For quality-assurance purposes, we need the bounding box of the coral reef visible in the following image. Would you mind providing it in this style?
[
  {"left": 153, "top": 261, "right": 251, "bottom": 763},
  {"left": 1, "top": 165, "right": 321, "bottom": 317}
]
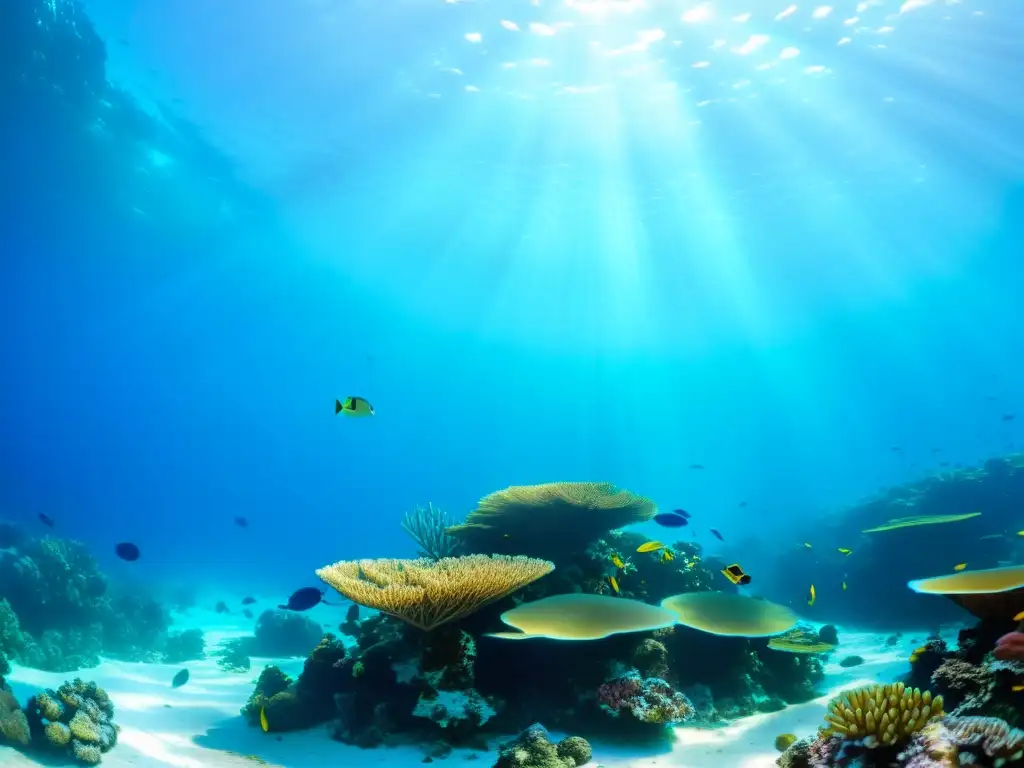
[
  {"left": 22, "top": 677, "right": 119, "bottom": 764},
  {"left": 769, "top": 454, "right": 1024, "bottom": 628},
  {"left": 493, "top": 724, "right": 592, "bottom": 768},
  {"left": 252, "top": 610, "right": 324, "bottom": 657},
  {"left": 163, "top": 628, "right": 205, "bottom": 663},
  {"left": 0, "top": 533, "right": 174, "bottom": 670},
  {"left": 597, "top": 672, "right": 695, "bottom": 729}
]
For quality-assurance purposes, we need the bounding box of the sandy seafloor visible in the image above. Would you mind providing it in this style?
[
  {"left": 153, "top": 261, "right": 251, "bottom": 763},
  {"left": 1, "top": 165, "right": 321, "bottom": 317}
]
[{"left": 0, "top": 603, "right": 965, "bottom": 768}]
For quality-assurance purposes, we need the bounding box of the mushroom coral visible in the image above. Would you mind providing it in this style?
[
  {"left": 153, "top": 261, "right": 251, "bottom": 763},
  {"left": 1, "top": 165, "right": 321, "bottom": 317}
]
[
  {"left": 316, "top": 555, "right": 553, "bottom": 632},
  {"left": 660, "top": 592, "right": 797, "bottom": 637},
  {"left": 485, "top": 594, "right": 677, "bottom": 641}
]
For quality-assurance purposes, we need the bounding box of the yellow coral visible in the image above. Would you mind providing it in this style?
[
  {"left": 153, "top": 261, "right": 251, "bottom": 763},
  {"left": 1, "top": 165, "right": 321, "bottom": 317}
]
[
  {"left": 45, "top": 721, "right": 72, "bottom": 746},
  {"left": 317, "top": 555, "right": 554, "bottom": 631},
  {"left": 823, "top": 683, "right": 944, "bottom": 747},
  {"left": 69, "top": 710, "right": 101, "bottom": 743},
  {"left": 444, "top": 482, "right": 656, "bottom": 556},
  {"left": 36, "top": 692, "right": 64, "bottom": 721}
]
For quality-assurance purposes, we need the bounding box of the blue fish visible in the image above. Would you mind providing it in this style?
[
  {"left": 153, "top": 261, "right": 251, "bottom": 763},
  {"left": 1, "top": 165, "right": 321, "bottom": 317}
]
[{"left": 654, "top": 512, "right": 689, "bottom": 528}]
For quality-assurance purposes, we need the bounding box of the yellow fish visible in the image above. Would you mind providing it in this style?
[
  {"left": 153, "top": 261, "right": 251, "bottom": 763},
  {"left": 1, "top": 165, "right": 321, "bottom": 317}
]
[
  {"left": 637, "top": 541, "right": 666, "bottom": 553},
  {"left": 1018, "top": 530, "right": 1024, "bottom": 537},
  {"left": 803, "top": 542, "right": 813, "bottom": 549},
  {"left": 335, "top": 396, "right": 375, "bottom": 417},
  {"left": 954, "top": 563, "right": 967, "bottom": 571},
  {"left": 807, "top": 584, "right": 816, "bottom": 606},
  {"left": 1014, "top": 685, "right": 1024, "bottom": 693},
  {"left": 660, "top": 549, "right": 675, "bottom": 563},
  {"left": 259, "top": 707, "right": 269, "bottom": 733},
  {"left": 608, "top": 575, "right": 620, "bottom": 594},
  {"left": 837, "top": 548, "right": 852, "bottom": 555},
  {"left": 610, "top": 554, "right": 625, "bottom": 569},
  {"left": 842, "top": 581, "right": 847, "bottom": 591},
  {"left": 1013, "top": 610, "right": 1024, "bottom": 622}
]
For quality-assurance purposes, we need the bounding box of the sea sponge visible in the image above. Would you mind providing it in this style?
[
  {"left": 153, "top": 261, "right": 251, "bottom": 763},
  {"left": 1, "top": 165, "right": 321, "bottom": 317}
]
[
  {"left": 822, "top": 682, "right": 944, "bottom": 747},
  {"left": 486, "top": 594, "right": 677, "bottom": 641},
  {"left": 494, "top": 723, "right": 589, "bottom": 768},
  {"left": 445, "top": 482, "right": 656, "bottom": 558},
  {"left": 45, "top": 720, "right": 72, "bottom": 746},
  {"left": 316, "top": 555, "right": 554, "bottom": 631},
  {"left": 660, "top": 592, "right": 797, "bottom": 637}
]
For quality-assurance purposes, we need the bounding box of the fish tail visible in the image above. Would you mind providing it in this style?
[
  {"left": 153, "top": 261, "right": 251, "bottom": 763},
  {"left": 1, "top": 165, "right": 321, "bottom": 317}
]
[{"left": 335, "top": 399, "right": 344, "bottom": 414}]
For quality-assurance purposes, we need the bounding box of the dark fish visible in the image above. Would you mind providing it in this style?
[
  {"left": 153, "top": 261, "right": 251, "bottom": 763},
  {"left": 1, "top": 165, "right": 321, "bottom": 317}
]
[
  {"left": 234, "top": 516, "right": 249, "bottom": 528},
  {"left": 243, "top": 609, "right": 253, "bottom": 619},
  {"left": 653, "top": 513, "right": 688, "bottom": 528},
  {"left": 241, "top": 596, "right": 256, "bottom": 605},
  {"left": 710, "top": 528, "right": 724, "bottom": 541},
  {"left": 1003, "top": 413, "right": 1016, "bottom": 422},
  {"left": 838, "top": 655, "right": 864, "bottom": 668},
  {"left": 171, "top": 669, "right": 190, "bottom": 688},
  {"left": 279, "top": 587, "right": 334, "bottom": 611},
  {"left": 672, "top": 508, "right": 692, "bottom": 519},
  {"left": 215, "top": 601, "right": 230, "bottom": 614},
  {"left": 38, "top": 513, "right": 55, "bottom": 527},
  {"left": 739, "top": 501, "right": 747, "bottom": 507},
  {"left": 689, "top": 464, "right": 705, "bottom": 470},
  {"left": 345, "top": 604, "right": 359, "bottom": 622},
  {"left": 885, "top": 634, "right": 899, "bottom": 646},
  {"left": 115, "top": 542, "right": 140, "bottom": 561}
]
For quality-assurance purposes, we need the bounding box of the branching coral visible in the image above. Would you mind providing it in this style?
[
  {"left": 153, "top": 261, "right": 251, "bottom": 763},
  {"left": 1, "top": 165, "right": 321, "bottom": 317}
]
[
  {"left": 402, "top": 502, "right": 461, "bottom": 560},
  {"left": 823, "top": 683, "right": 944, "bottom": 747},
  {"left": 316, "top": 555, "right": 554, "bottom": 631}
]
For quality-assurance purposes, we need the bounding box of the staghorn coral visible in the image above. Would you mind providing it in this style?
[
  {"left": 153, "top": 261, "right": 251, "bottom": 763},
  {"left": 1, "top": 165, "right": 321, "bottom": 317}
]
[
  {"left": 316, "top": 555, "right": 554, "bottom": 631},
  {"left": 402, "top": 502, "right": 461, "bottom": 560},
  {"left": 823, "top": 682, "right": 944, "bottom": 747},
  {"left": 446, "top": 482, "right": 656, "bottom": 560}
]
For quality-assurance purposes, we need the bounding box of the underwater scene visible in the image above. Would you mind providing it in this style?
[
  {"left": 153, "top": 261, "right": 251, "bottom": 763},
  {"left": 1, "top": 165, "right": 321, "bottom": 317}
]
[{"left": 2, "top": 0, "right": 1024, "bottom": 766}]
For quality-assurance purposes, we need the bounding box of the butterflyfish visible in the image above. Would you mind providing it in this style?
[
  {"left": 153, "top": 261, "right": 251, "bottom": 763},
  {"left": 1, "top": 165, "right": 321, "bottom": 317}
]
[
  {"left": 954, "top": 563, "right": 967, "bottom": 572},
  {"left": 259, "top": 707, "right": 269, "bottom": 733},
  {"left": 1014, "top": 610, "right": 1024, "bottom": 622},
  {"left": 660, "top": 549, "right": 675, "bottom": 563},
  {"left": 610, "top": 554, "right": 625, "bottom": 569},
  {"left": 721, "top": 564, "right": 752, "bottom": 586},
  {"left": 807, "top": 584, "right": 816, "bottom": 606},
  {"left": 335, "top": 396, "right": 375, "bottom": 417}
]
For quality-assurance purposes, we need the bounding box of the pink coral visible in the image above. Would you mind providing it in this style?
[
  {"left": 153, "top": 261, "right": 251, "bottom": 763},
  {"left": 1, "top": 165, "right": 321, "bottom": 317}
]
[{"left": 994, "top": 632, "right": 1024, "bottom": 661}]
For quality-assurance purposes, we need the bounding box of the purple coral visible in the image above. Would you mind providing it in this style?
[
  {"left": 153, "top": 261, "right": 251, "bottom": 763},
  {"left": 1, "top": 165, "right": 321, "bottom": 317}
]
[{"left": 597, "top": 671, "right": 694, "bottom": 725}]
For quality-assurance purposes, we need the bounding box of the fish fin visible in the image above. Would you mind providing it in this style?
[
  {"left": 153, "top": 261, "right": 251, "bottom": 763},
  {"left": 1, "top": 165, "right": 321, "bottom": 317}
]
[{"left": 335, "top": 399, "right": 344, "bottom": 414}]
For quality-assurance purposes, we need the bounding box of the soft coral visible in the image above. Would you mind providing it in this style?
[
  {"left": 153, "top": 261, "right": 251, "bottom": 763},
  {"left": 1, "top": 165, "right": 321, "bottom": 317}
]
[{"left": 993, "top": 631, "right": 1024, "bottom": 661}]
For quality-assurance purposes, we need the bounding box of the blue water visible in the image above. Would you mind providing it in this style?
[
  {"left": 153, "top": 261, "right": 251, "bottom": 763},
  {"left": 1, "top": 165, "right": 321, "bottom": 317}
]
[{"left": 2, "top": 0, "right": 1023, "bottom": 609}]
